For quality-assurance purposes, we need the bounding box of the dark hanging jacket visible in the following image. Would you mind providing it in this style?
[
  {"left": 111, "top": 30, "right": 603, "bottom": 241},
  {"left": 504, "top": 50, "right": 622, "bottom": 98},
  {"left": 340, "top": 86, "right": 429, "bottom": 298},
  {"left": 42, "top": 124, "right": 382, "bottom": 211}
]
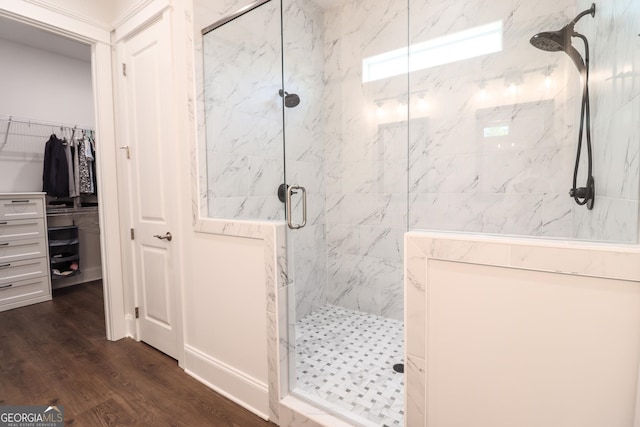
[{"left": 42, "top": 134, "right": 69, "bottom": 197}]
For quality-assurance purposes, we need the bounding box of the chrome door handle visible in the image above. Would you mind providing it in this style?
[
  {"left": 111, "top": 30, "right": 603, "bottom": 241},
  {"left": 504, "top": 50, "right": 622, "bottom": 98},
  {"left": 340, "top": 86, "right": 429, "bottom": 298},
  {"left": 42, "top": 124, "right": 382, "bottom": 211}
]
[
  {"left": 153, "top": 232, "right": 172, "bottom": 242},
  {"left": 286, "top": 184, "right": 307, "bottom": 230}
]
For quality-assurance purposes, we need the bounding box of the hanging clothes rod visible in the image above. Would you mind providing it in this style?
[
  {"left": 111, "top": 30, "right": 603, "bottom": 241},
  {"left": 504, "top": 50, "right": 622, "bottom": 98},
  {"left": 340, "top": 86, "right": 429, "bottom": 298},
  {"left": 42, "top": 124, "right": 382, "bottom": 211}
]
[{"left": 0, "top": 115, "right": 93, "bottom": 132}]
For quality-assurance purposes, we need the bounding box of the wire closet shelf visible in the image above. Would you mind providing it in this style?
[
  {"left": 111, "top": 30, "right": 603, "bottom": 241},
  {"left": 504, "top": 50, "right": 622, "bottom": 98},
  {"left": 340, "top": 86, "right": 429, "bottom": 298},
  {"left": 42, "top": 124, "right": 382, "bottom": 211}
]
[{"left": 0, "top": 115, "right": 93, "bottom": 157}]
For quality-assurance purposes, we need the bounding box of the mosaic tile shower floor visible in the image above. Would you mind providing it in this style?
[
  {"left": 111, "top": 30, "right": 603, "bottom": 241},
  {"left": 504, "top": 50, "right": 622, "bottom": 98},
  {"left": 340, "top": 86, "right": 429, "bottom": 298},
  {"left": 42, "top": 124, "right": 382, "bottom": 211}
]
[{"left": 294, "top": 304, "right": 404, "bottom": 426}]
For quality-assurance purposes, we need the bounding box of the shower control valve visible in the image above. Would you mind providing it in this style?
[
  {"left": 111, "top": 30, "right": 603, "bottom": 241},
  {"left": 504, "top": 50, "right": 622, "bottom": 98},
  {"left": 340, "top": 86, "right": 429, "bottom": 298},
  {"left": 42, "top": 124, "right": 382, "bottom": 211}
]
[{"left": 569, "top": 187, "right": 589, "bottom": 199}]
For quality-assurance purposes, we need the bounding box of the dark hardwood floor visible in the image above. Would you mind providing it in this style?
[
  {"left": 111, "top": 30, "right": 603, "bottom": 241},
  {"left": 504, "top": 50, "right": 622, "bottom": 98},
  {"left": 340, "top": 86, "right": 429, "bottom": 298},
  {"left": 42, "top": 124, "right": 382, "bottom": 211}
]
[{"left": 0, "top": 283, "right": 275, "bottom": 427}]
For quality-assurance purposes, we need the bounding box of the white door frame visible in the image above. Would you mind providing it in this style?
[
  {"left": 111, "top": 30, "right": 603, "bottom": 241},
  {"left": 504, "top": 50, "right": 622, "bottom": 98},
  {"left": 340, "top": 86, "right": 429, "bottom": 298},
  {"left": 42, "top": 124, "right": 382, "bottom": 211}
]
[{"left": 0, "top": 1, "right": 128, "bottom": 340}]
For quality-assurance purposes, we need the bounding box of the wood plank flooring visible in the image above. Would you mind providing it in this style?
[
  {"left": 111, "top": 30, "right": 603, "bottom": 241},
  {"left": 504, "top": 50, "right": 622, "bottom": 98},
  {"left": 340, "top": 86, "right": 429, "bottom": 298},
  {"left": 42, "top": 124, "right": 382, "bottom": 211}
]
[{"left": 0, "top": 283, "right": 275, "bottom": 427}]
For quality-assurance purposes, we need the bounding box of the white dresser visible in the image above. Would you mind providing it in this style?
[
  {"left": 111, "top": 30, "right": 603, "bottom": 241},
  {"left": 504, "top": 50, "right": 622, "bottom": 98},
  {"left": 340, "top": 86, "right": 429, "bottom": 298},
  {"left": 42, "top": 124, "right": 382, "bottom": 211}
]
[{"left": 0, "top": 193, "right": 51, "bottom": 312}]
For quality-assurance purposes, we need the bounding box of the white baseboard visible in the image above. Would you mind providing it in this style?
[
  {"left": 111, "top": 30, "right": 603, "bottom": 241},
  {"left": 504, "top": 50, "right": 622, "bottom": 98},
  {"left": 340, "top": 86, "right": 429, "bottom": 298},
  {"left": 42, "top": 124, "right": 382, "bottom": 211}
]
[{"left": 184, "top": 345, "right": 269, "bottom": 420}]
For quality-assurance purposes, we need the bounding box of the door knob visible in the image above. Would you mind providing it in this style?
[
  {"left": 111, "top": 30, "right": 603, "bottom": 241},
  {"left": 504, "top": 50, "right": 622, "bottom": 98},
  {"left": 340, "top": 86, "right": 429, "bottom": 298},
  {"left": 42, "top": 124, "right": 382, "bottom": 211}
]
[{"left": 153, "top": 232, "right": 172, "bottom": 242}]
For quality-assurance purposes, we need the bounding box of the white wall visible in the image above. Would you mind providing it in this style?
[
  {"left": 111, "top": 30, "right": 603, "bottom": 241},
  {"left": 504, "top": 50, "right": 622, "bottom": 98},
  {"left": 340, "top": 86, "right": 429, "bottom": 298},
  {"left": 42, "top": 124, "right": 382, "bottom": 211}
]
[
  {"left": 0, "top": 38, "right": 92, "bottom": 122},
  {"left": 181, "top": 232, "right": 269, "bottom": 416},
  {"left": 0, "top": 37, "right": 93, "bottom": 193}
]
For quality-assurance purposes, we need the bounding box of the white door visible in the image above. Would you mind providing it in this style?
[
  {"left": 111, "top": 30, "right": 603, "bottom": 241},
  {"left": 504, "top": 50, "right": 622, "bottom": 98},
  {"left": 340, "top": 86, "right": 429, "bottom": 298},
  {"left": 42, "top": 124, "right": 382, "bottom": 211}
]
[{"left": 119, "top": 15, "right": 180, "bottom": 359}]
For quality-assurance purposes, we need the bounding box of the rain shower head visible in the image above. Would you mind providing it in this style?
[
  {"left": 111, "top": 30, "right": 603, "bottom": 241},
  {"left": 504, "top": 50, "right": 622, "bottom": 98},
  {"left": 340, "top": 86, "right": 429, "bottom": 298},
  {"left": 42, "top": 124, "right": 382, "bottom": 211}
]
[
  {"left": 531, "top": 28, "right": 586, "bottom": 74},
  {"left": 530, "top": 30, "right": 566, "bottom": 52},
  {"left": 529, "top": 3, "right": 595, "bottom": 75},
  {"left": 279, "top": 89, "right": 300, "bottom": 108}
]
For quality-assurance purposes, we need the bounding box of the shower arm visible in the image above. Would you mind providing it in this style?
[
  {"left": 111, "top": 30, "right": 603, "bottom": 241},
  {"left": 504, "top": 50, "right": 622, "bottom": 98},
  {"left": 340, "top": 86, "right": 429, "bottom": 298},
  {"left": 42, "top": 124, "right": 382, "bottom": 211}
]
[
  {"left": 564, "top": 3, "right": 596, "bottom": 77},
  {"left": 569, "top": 4, "right": 596, "bottom": 27}
]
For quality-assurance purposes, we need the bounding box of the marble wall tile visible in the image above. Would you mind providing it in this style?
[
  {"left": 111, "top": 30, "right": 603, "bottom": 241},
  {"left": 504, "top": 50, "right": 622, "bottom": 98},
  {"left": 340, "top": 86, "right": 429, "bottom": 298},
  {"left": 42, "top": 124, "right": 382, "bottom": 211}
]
[
  {"left": 411, "top": 153, "right": 478, "bottom": 194},
  {"left": 406, "top": 0, "right": 639, "bottom": 243},
  {"left": 593, "top": 95, "right": 640, "bottom": 201},
  {"left": 247, "top": 156, "right": 285, "bottom": 197},
  {"left": 325, "top": 251, "right": 405, "bottom": 319},
  {"left": 478, "top": 147, "right": 572, "bottom": 195},
  {"left": 205, "top": 107, "right": 283, "bottom": 158},
  {"left": 405, "top": 237, "right": 426, "bottom": 359},
  {"left": 291, "top": 224, "right": 328, "bottom": 320},
  {"left": 208, "top": 195, "right": 284, "bottom": 221},
  {"left": 358, "top": 226, "right": 404, "bottom": 263},
  {"left": 282, "top": 0, "right": 329, "bottom": 321},
  {"left": 202, "top": 0, "right": 285, "bottom": 221},
  {"left": 572, "top": 197, "right": 639, "bottom": 243},
  {"left": 327, "top": 224, "right": 360, "bottom": 257},
  {"left": 541, "top": 193, "right": 573, "bottom": 238},
  {"left": 406, "top": 355, "right": 426, "bottom": 427}
]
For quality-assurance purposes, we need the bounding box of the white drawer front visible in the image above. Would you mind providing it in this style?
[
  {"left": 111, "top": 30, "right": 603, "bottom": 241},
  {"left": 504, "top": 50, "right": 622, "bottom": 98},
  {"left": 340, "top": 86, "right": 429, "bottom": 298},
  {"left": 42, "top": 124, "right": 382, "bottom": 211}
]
[
  {"left": 0, "top": 276, "right": 50, "bottom": 308},
  {"left": 0, "top": 239, "right": 47, "bottom": 263},
  {"left": 0, "top": 219, "right": 45, "bottom": 242},
  {"left": 0, "top": 197, "right": 44, "bottom": 220},
  {"left": 0, "top": 257, "right": 48, "bottom": 286}
]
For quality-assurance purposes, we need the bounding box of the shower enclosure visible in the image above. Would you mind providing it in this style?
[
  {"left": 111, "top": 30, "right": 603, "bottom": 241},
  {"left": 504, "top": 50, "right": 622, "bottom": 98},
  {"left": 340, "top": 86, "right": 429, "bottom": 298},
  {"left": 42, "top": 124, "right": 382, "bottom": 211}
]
[
  {"left": 281, "top": 0, "right": 408, "bottom": 424},
  {"left": 200, "top": 0, "right": 639, "bottom": 424},
  {"left": 201, "top": 0, "right": 408, "bottom": 424}
]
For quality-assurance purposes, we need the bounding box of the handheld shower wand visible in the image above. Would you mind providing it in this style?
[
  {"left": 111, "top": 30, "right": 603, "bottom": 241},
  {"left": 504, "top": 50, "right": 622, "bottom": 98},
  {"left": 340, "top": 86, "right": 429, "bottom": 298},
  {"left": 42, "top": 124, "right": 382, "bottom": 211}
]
[{"left": 530, "top": 4, "right": 596, "bottom": 210}]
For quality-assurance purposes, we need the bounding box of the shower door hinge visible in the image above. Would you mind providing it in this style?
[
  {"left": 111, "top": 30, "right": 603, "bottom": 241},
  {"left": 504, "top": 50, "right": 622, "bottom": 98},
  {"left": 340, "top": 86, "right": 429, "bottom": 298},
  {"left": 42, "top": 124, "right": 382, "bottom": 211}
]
[
  {"left": 130, "top": 228, "right": 135, "bottom": 240},
  {"left": 135, "top": 307, "right": 139, "bottom": 318},
  {"left": 122, "top": 63, "right": 127, "bottom": 76}
]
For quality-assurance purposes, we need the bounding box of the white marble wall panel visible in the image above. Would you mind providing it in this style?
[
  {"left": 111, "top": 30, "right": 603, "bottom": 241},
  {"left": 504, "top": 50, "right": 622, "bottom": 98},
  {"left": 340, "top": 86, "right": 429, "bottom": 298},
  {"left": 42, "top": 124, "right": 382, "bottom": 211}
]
[
  {"left": 573, "top": 0, "right": 640, "bottom": 241},
  {"left": 541, "top": 193, "right": 573, "bottom": 238},
  {"left": 202, "top": 0, "right": 285, "bottom": 221},
  {"left": 407, "top": 0, "right": 639, "bottom": 243},
  {"left": 321, "top": 30, "right": 408, "bottom": 319}
]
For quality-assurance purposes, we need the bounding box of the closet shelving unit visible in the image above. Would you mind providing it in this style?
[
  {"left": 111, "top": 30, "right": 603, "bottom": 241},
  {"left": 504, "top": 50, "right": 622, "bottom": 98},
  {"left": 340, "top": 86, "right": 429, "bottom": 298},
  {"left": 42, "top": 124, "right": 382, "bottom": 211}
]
[
  {"left": 1, "top": 115, "right": 98, "bottom": 286},
  {"left": 48, "top": 225, "right": 80, "bottom": 280}
]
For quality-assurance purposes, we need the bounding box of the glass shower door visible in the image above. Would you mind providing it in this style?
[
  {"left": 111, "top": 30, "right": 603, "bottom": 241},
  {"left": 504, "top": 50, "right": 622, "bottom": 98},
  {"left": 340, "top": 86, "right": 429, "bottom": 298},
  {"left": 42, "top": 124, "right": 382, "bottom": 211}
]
[{"left": 281, "top": 0, "right": 409, "bottom": 425}]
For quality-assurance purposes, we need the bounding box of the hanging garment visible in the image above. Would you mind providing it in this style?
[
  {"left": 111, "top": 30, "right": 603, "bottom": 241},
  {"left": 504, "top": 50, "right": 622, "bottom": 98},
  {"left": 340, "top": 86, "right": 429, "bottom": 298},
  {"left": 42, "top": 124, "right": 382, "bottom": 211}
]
[
  {"left": 78, "top": 137, "right": 92, "bottom": 194},
  {"left": 64, "top": 138, "right": 77, "bottom": 197},
  {"left": 86, "top": 134, "right": 97, "bottom": 195},
  {"left": 74, "top": 136, "right": 81, "bottom": 197},
  {"left": 42, "top": 134, "right": 69, "bottom": 197}
]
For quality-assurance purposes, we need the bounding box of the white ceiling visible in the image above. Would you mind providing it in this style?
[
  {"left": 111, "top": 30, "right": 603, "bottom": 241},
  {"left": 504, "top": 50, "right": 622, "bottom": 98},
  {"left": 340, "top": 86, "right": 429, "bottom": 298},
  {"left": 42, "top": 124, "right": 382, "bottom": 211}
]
[{"left": 0, "top": 15, "right": 91, "bottom": 62}]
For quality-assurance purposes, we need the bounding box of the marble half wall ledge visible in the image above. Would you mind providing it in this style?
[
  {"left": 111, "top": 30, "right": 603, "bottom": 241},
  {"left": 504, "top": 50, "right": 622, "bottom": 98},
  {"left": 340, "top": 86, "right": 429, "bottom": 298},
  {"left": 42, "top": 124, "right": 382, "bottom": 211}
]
[
  {"left": 192, "top": 215, "right": 287, "bottom": 240},
  {"left": 405, "top": 231, "right": 640, "bottom": 282}
]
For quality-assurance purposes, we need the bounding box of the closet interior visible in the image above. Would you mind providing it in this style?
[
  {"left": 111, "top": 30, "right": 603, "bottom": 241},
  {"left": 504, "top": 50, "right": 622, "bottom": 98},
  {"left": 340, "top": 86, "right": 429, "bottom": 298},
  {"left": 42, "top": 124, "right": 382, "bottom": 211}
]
[{"left": 0, "top": 16, "right": 102, "bottom": 302}]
